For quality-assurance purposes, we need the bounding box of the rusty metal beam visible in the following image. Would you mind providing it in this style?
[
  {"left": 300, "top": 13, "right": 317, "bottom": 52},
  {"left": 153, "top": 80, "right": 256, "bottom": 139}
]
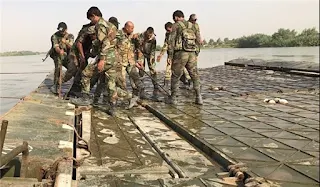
[
  {"left": 0, "top": 141, "right": 29, "bottom": 169},
  {"left": 0, "top": 120, "right": 8, "bottom": 157}
]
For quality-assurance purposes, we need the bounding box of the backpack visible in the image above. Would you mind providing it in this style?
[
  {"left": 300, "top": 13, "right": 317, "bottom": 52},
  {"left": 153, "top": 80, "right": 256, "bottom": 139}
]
[{"left": 178, "top": 21, "right": 197, "bottom": 52}]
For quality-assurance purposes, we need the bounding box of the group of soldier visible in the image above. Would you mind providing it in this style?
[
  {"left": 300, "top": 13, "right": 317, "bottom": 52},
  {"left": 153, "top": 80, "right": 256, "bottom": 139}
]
[{"left": 47, "top": 6, "right": 203, "bottom": 116}]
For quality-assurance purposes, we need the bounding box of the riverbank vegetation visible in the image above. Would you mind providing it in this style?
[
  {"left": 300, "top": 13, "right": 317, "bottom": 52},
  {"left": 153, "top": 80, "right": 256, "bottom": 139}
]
[
  {"left": 0, "top": 51, "right": 44, "bottom": 57},
  {"left": 202, "top": 28, "right": 319, "bottom": 48},
  {"left": 2, "top": 28, "right": 318, "bottom": 56}
]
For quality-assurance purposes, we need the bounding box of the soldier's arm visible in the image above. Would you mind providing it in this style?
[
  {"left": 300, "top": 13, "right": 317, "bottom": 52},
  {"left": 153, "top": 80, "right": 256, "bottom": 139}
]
[
  {"left": 76, "top": 29, "right": 88, "bottom": 59},
  {"left": 159, "top": 37, "right": 168, "bottom": 56},
  {"left": 51, "top": 34, "right": 62, "bottom": 54},
  {"left": 96, "top": 24, "right": 110, "bottom": 61},
  {"left": 168, "top": 23, "right": 178, "bottom": 59},
  {"left": 151, "top": 39, "right": 156, "bottom": 60},
  {"left": 65, "top": 34, "right": 74, "bottom": 49},
  {"left": 194, "top": 23, "right": 202, "bottom": 45},
  {"left": 132, "top": 38, "right": 144, "bottom": 64}
]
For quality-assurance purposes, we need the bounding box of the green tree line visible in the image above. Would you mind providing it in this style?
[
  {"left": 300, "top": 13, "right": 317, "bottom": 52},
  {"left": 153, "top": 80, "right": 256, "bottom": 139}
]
[
  {"left": 0, "top": 51, "right": 43, "bottom": 57},
  {"left": 202, "top": 28, "right": 319, "bottom": 48}
]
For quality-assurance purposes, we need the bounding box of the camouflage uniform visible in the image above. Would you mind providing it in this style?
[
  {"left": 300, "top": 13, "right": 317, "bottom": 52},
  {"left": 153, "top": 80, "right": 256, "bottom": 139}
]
[
  {"left": 77, "top": 18, "right": 137, "bottom": 112},
  {"left": 135, "top": 32, "right": 158, "bottom": 91},
  {"left": 81, "top": 18, "right": 118, "bottom": 104},
  {"left": 159, "top": 32, "right": 191, "bottom": 85},
  {"left": 168, "top": 20, "right": 203, "bottom": 105},
  {"left": 116, "top": 29, "right": 144, "bottom": 97},
  {"left": 193, "top": 22, "right": 201, "bottom": 56},
  {"left": 50, "top": 31, "right": 74, "bottom": 86},
  {"left": 62, "top": 24, "right": 95, "bottom": 84}
]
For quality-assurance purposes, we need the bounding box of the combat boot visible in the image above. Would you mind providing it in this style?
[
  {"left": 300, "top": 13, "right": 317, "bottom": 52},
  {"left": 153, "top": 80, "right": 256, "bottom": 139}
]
[
  {"left": 151, "top": 88, "right": 160, "bottom": 102},
  {"left": 186, "top": 79, "right": 192, "bottom": 90},
  {"left": 70, "top": 93, "right": 93, "bottom": 106},
  {"left": 167, "top": 95, "right": 177, "bottom": 105},
  {"left": 93, "top": 95, "right": 100, "bottom": 105},
  {"left": 139, "top": 88, "right": 148, "bottom": 100},
  {"left": 166, "top": 89, "right": 177, "bottom": 105},
  {"left": 127, "top": 96, "right": 139, "bottom": 109},
  {"left": 107, "top": 102, "right": 116, "bottom": 116},
  {"left": 195, "top": 89, "right": 203, "bottom": 105},
  {"left": 102, "top": 91, "right": 109, "bottom": 105},
  {"left": 164, "top": 79, "right": 170, "bottom": 91},
  {"left": 50, "top": 84, "right": 58, "bottom": 94},
  {"left": 132, "top": 88, "right": 140, "bottom": 98}
]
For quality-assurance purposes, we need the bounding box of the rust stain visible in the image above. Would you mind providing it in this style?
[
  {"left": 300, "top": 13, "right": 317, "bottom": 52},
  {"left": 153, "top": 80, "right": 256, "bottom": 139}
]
[{"left": 47, "top": 118, "right": 69, "bottom": 126}]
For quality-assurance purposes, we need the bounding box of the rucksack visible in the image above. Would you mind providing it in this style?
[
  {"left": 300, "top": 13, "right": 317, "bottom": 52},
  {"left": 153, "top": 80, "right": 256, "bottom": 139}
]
[{"left": 178, "top": 21, "right": 197, "bottom": 52}]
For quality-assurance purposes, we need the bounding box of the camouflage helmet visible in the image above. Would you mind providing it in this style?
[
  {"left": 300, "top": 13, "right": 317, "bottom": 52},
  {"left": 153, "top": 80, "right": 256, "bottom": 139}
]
[{"left": 87, "top": 25, "right": 95, "bottom": 35}]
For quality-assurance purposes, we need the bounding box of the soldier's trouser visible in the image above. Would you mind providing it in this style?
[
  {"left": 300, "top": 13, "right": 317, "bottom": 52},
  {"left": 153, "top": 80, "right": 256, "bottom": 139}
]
[
  {"left": 171, "top": 51, "right": 201, "bottom": 95},
  {"left": 62, "top": 53, "right": 78, "bottom": 83},
  {"left": 81, "top": 63, "right": 97, "bottom": 93},
  {"left": 126, "top": 64, "right": 144, "bottom": 96},
  {"left": 53, "top": 54, "right": 68, "bottom": 85},
  {"left": 140, "top": 56, "right": 158, "bottom": 89},
  {"left": 73, "top": 58, "right": 89, "bottom": 87},
  {"left": 93, "top": 73, "right": 106, "bottom": 100},
  {"left": 94, "top": 65, "right": 134, "bottom": 101},
  {"left": 166, "top": 58, "right": 190, "bottom": 82},
  {"left": 180, "top": 68, "right": 191, "bottom": 83},
  {"left": 120, "top": 64, "right": 127, "bottom": 89},
  {"left": 82, "top": 52, "right": 118, "bottom": 103}
]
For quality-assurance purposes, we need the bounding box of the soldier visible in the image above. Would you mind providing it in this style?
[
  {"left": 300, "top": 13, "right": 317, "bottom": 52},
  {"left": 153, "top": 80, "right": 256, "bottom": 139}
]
[
  {"left": 167, "top": 10, "right": 203, "bottom": 105},
  {"left": 49, "top": 22, "right": 74, "bottom": 94},
  {"left": 109, "top": 17, "right": 120, "bottom": 29},
  {"left": 90, "top": 16, "right": 121, "bottom": 103},
  {"left": 134, "top": 27, "right": 159, "bottom": 100},
  {"left": 61, "top": 24, "right": 96, "bottom": 91},
  {"left": 188, "top": 14, "right": 203, "bottom": 56},
  {"left": 71, "top": 7, "right": 136, "bottom": 116},
  {"left": 117, "top": 21, "right": 144, "bottom": 99},
  {"left": 156, "top": 22, "right": 191, "bottom": 90}
]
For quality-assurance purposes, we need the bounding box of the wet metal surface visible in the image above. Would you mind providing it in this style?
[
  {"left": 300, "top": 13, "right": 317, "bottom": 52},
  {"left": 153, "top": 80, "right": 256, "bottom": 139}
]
[
  {"left": 0, "top": 72, "right": 74, "bottom": 178},
  {"left": 78, "top": 105, "right": 224, "bottom": 186},
  {"left": 145, "top": 64, "right": 319, "bottom": 187}
]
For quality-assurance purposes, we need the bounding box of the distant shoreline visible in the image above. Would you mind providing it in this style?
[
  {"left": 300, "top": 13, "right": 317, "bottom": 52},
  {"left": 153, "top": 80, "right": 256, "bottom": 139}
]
[
  {"left": 1, "top": 45, "right": 319, "bottom": 57},
  {"left": 0, "top": 51, "right": 46, "bottom": 57}
]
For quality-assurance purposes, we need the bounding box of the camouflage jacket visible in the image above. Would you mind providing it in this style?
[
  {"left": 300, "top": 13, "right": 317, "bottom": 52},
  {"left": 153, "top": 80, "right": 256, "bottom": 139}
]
[
  {"left": 71, "top": 23, "right": 95, "bottom": 59},
  {"left": 116, "top": 29, "right": 136, "bottom": 66},
  {"left": 168, "top": 20, "right": 201, "bottom": 58},
  {"left": 51, "top": 31, "right": 74, "bottom": 56},
  {"left": 134, "top": 32, "right": 156, "bottom": 59},
  {"left": 94, "top": 17, "right": 118, "bottom": 61}
]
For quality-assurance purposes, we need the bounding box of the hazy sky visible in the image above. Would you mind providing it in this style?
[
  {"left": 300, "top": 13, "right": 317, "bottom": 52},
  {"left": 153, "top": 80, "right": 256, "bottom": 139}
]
[{"left": 0, "top": 0, "right": 319, "bottom": 52}]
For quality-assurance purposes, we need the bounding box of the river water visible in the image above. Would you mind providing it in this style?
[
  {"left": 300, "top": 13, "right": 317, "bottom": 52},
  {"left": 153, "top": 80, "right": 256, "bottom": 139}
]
[{"left": 0, "top": 47, "right": 319, "bottom": 116}]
